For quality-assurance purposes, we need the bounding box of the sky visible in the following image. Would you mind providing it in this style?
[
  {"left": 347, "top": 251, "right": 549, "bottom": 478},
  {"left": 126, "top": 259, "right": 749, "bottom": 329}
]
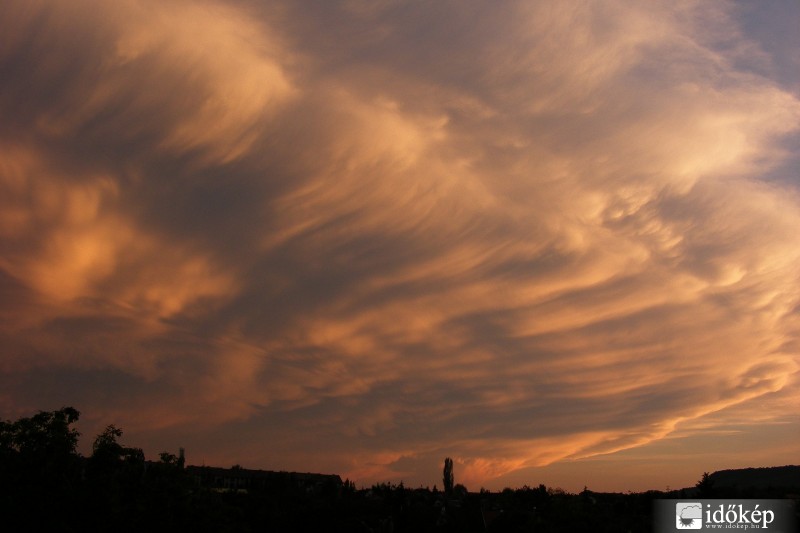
[{"left": 1, "top": 0, "right": 799, "bottom": 493}]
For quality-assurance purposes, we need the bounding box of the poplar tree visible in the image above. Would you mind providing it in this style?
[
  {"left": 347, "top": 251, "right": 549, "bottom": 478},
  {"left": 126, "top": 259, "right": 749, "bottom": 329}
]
[{"left": 443, "top": 457, "right": 454, "bottom": 495}]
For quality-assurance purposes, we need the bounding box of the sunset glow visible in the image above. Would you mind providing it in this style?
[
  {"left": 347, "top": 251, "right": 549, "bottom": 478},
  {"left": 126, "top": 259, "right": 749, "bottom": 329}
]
[{"left": 1, "top": 0, "right": 798, "bottom": 492}]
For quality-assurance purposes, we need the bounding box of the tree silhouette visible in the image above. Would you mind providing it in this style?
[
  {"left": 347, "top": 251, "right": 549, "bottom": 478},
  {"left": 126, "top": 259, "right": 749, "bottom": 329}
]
[
  {"left": 0, "top": 407, "right": 82, "bottom": 530},
  {"left": 695, "top": 471, "right": 715, "bottom": 497},
  {"left": 84, "top": 424, "right": 148, "bottom": 531},
  {"left": 443, "top": 457, "right": 454, "bottom": 495},
  {"left": 5, "top": 405, "right": 749, "bottom": 531}
]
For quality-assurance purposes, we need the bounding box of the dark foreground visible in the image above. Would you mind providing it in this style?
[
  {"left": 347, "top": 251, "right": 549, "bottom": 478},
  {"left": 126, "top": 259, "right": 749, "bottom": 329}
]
[{"left": 2, "top": 408, "right": 798, "bottom": 532}]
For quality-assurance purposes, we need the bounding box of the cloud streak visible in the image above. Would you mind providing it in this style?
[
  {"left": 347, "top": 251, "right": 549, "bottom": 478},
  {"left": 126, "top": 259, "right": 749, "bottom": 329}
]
[{"left": 1, "top": 0, "right": 799, "bottom": 490}]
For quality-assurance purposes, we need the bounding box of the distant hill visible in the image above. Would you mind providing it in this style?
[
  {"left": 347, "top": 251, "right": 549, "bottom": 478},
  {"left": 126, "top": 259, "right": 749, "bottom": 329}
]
[{"left": 708, "top": 466, "right": 800, "bottom": 490}]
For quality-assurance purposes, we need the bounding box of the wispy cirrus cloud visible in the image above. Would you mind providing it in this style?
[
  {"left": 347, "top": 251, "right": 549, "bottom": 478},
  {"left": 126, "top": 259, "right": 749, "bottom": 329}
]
[{"left": 1, "top": 0, "right": 798, "bottom": 490}]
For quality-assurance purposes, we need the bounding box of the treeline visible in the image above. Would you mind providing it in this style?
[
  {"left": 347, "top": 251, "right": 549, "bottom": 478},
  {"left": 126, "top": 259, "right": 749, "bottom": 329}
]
[
  {"left": 0, "top": 406, "right": 650, "bottom": 532},
  {"left": 1, "top": 407, "right": 366, "bottom": 531},
  {"left": 0, "top": 407, "right": 203, "bottom": 531},
  {"left": 1, "top": 407, "right": 797, "bottom": 532}
]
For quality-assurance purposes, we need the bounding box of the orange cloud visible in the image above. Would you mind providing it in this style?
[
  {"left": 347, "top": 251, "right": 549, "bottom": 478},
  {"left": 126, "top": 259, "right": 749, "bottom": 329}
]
[{"left": 1, "top": 0, "right": 799, "bottom": 492}]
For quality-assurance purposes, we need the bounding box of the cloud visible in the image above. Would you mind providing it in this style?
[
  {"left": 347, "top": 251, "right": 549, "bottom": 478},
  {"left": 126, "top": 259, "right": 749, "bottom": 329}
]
[{"left": 1, "top": 0, "right": 799, "bottom": 490}]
